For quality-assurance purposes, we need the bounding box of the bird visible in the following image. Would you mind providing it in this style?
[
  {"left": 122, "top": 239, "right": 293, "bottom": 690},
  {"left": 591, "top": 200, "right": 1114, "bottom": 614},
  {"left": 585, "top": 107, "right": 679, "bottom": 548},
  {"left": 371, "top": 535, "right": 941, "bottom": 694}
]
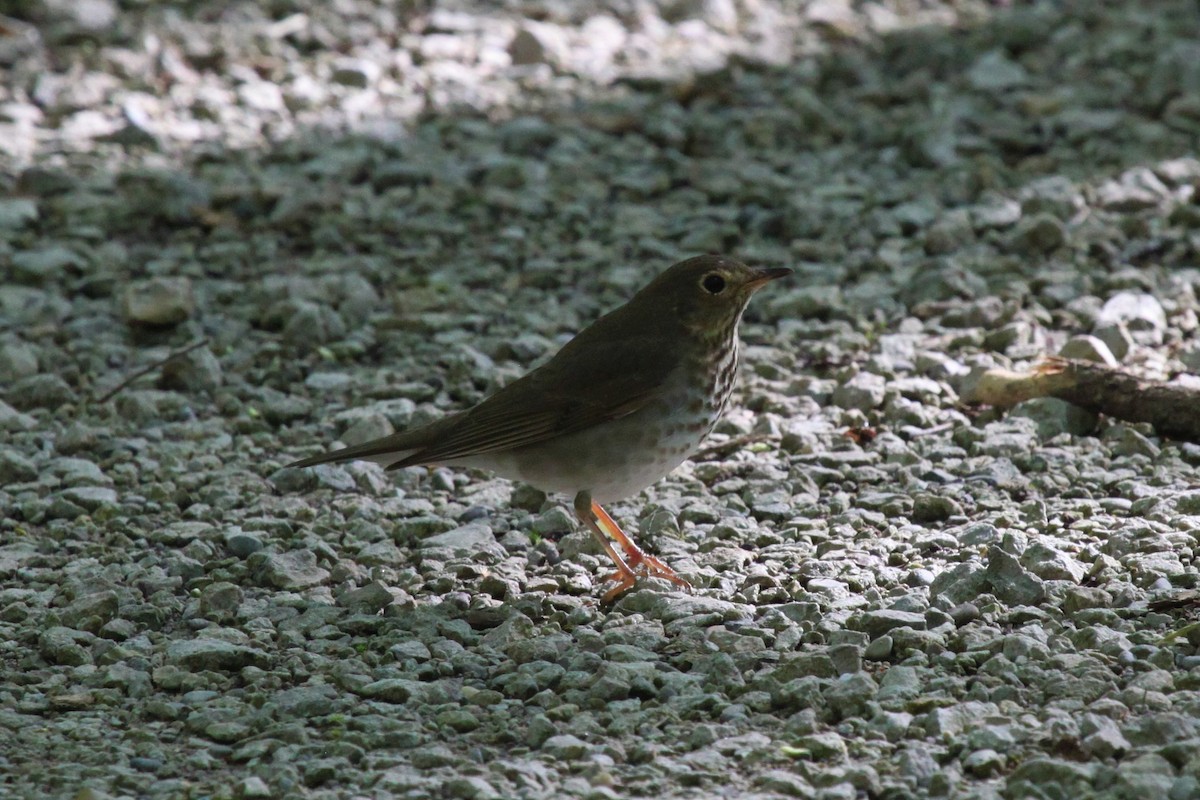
[{"left": 288, "top": 254, "right": 790, "bottom": 601}]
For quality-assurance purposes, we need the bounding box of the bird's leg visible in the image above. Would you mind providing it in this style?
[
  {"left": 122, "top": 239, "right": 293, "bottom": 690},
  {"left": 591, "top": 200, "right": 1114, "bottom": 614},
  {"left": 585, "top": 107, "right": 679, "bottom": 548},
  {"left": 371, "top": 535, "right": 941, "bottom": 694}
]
[
  {"left": 575, "top": 492, "right": 691, "bottom": 601},
  {"left": 591, "top": 501, "right": 690, "bottom": 589},
  {"left": 574, "top": 491, "right": 639, "bottom": 602}
]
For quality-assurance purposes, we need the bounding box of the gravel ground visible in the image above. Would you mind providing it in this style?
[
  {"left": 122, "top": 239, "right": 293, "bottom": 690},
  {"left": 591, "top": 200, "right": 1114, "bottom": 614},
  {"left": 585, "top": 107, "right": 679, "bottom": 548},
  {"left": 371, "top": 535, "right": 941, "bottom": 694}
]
[{"left": 3, "top": 1, "right": 1200, "bottom": 798}]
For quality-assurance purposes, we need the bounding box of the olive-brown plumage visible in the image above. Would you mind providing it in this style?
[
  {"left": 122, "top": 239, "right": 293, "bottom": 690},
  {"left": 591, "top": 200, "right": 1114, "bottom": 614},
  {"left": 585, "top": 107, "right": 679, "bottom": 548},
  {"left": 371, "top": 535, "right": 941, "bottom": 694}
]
[{"left": 290, "top": 254, "right": 789, "bottom": 600}]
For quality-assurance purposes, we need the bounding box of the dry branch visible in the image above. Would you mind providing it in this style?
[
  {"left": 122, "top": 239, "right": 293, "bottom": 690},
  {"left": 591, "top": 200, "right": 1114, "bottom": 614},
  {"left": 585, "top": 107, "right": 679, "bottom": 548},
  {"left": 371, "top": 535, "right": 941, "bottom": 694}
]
[
  {"left": 962, "top": 356, "right": 1200, "bottom": 443},
  {"left": 94, "top": 338, "right": 211, "bottom": 404}
]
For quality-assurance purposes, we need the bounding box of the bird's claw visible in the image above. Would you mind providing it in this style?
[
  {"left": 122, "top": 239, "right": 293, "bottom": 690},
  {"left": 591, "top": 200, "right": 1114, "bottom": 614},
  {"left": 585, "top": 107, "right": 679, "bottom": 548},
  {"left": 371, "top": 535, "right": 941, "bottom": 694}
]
[
  {"left": 600, "top": 550, "right": 691, "bottom": 602},
  {"left": 578, "top": 493, "right": 691, "bottom": 603}
]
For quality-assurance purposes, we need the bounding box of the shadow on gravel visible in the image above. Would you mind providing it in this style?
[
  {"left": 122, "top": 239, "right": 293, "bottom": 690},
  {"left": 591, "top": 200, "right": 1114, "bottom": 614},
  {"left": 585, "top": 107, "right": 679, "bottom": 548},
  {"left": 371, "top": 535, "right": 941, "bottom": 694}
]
[
  {"left": 22, "top": 0, "right": 1188, "bottom": 393},
  {"left": 15, "top": 0, "right": 1196, "bottom": 309}
]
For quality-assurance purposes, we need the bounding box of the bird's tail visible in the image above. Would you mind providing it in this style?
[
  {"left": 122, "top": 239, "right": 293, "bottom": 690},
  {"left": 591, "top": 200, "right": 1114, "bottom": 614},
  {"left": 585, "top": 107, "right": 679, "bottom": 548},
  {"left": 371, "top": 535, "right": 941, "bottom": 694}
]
[{"left": 287, "top": 416, "right": 454, "bottom": 470}]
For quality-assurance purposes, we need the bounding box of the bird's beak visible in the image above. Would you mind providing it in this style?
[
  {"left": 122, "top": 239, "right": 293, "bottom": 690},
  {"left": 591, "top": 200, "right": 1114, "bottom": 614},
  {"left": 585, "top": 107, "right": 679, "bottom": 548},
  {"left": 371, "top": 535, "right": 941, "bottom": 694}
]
[{"left": 747, "top": 267, "right": 792, "bottom": 290}]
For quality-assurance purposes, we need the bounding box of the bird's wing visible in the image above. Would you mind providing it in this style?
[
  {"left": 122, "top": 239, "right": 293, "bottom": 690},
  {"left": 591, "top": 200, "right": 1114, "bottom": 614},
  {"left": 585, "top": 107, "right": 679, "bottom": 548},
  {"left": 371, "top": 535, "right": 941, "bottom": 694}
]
[{"left": 388, "top": 334, "right": 681, "bottom": 468}]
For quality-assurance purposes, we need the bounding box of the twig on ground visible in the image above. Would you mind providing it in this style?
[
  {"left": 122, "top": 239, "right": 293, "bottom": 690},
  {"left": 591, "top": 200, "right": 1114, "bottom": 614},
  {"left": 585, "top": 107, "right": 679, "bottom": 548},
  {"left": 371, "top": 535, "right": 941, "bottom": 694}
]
[{"left": 94, "top": 338, "right": 211, "bottom": 404}]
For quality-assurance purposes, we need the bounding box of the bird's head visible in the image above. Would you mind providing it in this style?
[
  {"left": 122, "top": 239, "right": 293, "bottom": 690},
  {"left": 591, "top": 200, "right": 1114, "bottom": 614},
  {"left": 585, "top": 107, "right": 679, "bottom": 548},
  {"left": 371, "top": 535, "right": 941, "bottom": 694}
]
[{"left": 639, "top": 254, "right": 791, "bottom": 340}]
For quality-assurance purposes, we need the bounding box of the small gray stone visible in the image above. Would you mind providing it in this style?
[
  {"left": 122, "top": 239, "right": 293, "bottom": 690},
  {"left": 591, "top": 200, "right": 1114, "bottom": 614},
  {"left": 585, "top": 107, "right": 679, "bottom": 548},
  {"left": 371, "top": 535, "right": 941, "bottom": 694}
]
[
  {"left": 1115, "top": 753, "right": 1176, "bottom": 798},
  {"left": 160, "top": 346, "right": 223, "bottom": 393},
  {"left": 925, "top": 210, "right": 975, "bottom": 254},
  {"left": 954, "top": 522, "right": 1001, "bottom": 546},
  {"left": 0, "top": 450, "right": 37, "bottom": 484},
  {"left": 509, "top": 25, "right": 565, "bottom": 67},
  {"left": 532, "top": 506, "right": 574, "bottom": 536},
  {"left": 796, "top": 730, "right": 848, "bottom": 760},
  {"left": 1007, "top": 213, "right": 1065, "bottom": 255},
  {"left": 0, "top": 339, "right": 39, "bottom": 382},
  {"left": 948, "top": 603, "right": 981, "bottom": 626},
  {"left": 59, "top": 590, "right": 119, "bottom": 632},
  {"left": 199, "top": 582, "right": 243, "bottom": 619},
  {"left": 257, "top": 390, "right": 312, "bottom": 425},
  {"left": 337, "top": 413, "right": 394, "bottom": 447},
  {"left": 421, "top": 523, "right": 494, "bottom": 551},
  {"left": 541, "top": 734, "right": 589, "bottom": 759},
  {"left": 828, "top": 643, "right": 862, "bottom": 675},
  {"left": 1023, "top": 543, "right": 1087, "bottom": 583},
  {"left": 831, "top": 372, "right": 886, "bottom": 411},
  {"left": 925, "top": 701, "right": 994, "bottom": 740},
  {"left": 864, "top": 635, "right": 893, "bottom": 661},
  {"left": 966, "top": 50, "right": 1029, "bottom": 91},
  {"left": 238, "top": 776, "right": 272, "bottom": 799},
  {"left": 280, "top": 301, "right": 346, "bottom": 348},
  {"left": 911, "top": 493, "right": 962, "bottom": 523},
  {"left": 331, "top": 58, "right": 380, "bottom": 88},
  {"left": 39, "top": 626, "right": 95, "bottom": 666},
  {"left": 877, "top": 666, "right": 921, "bottom": 702},
  {"left": 1010, "top": 397, "right": 1097, "bottom": 440},
  {"left": 1059, "top": 335, "right": 1119, "bottom": 366},
  {"left": 122, "top": 277, "right": 195, "bottom": 326},
  {"left": 224, "top": 528, "right": 264, "bottom": 558},
  {"left": 167, "top": 638, "right": 269, "bottom": 671},
  {"left": 1063, "top": 586, "right": 1113, "bottom": 615},
  {"left": 1081, "top": 713, "right": 1130, "bottom": 758},
  {"left": 268, "top": 686, "right": 336, "bottom": 718},
  {"left": 358, "top": 678, "right": 424, "bottom": 703},
  {"left": 338, "top": 580, "right": 395, "bottom": 613},
  {"left": 857, "top": 609, "right": 927, "bottom": 638},
  {"left": 930, "top": 561, "right": 989, "bottom": 606},
  {"left": 1179, "top": 341, "right": 1200, "bottom": 373},
  {"left": 1019, "top": 176, "right": 1085, "bottom": 220},
  {"left": 822, "top": 672, "right": 878, "bottom": 717},
  {"left": 1, "top": 546, "right": 39, "bottom": 578},
  {"left": 1172, "top": 778, "right": 1200, "bottom": 800},
  {"left": 1107, "top": 425, "right": 1161, "bottom": 459},
  {"left": 1095, "top": 169, "right": 1169, "bottom": 211},
  {"left": 970, "top": 196, "right": 1022, "bottom": 230},
  {"left": 1092, "top": 322, "right": 1134, "bottom": 361},
  {"left": 0, "top": 399, "right": 36, "bottom": 430},
  {"left": 58, "top": 486, "right": 118, "bottom": 511},
  {"left": 6, "top": 373, "right": 76, "bottom": 410},
  {"left": 238, "top": 80, "right": 285, "bottom": 112},
  {"left": 1097, "top": 293, "right": 1167, "bottom": 343},
  {"left": 754, "top": 770, "right": 816, "bottom": 797},
  {"left": 11, "top": 244, "right": 83, "bottom": 282},
  {"left": 963, "top": 748, "right": 1005, "bottom": 777},
  {"left": 0, "top": 198, "right": 38, "bottom": 229},
  {"left": 441, "top": 776, "right": 499, "bottom": 799},
  {"left": 986, "top": 545, "right": 1045, "bottom": 605},
  {"left": 54, "top": 457, "right": 109, "bottom": 486},
  {"left": 770, "top": 284, "right": 846, "bottom": 319},
  {"left": 252, "top": 550, "right": 330, "bottom": 590}
]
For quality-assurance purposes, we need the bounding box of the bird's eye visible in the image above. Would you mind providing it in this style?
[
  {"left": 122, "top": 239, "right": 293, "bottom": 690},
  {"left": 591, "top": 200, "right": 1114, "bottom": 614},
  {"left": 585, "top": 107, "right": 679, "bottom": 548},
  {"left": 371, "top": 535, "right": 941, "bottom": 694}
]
[{"left": 701, "top": 273, "right": 726, "bottom": 294}]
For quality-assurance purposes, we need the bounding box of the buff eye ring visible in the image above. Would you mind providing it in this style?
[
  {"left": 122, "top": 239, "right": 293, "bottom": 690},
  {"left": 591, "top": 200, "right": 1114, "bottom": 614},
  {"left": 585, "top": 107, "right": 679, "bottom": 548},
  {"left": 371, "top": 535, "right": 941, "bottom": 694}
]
[{"left": 701, "top": 273, "right": 726, "bottom": 294}]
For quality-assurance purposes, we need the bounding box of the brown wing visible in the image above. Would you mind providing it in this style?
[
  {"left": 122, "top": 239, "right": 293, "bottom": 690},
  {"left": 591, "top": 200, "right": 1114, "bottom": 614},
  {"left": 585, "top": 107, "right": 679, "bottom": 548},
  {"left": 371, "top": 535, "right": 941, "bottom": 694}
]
[{"left": 388, "top": 333, "right": 680, "bottom": 468}]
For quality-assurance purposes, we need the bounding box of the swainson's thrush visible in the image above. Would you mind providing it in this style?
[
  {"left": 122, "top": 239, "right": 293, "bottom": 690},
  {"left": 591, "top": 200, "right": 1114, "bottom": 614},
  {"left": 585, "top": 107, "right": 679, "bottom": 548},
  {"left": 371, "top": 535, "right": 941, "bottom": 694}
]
[{"left": 289, "top": 255, "right": 790, "bottom": 600}]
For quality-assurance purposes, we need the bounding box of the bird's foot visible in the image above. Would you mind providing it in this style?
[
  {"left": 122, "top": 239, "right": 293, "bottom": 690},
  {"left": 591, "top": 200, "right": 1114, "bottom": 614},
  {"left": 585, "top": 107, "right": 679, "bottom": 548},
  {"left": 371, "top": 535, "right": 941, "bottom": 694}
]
[
  {"left": 598, "top": 553, "right": 690, "bottom": 603},
  {"left": 573, "top": 491, "right": 691, "bottom": 604},
  {"left": 580, "top": 496, "right": 690, "bottom": 602},
  {"left": 607, "top": 550, "right": 690, "bottom": 589},
  {"left": 600, "top": 568, "right": 640, "bottom": 604}
]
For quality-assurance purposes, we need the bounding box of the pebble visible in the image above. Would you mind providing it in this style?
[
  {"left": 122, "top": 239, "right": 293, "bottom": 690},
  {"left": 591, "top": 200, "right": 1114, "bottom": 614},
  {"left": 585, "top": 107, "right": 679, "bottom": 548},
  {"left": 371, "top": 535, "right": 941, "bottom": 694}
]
[
  {"left": 831, "top": 372, "right": 886, "bottom": 411},
  {"left": 251, "top": 550, "right": 331, "bottom": 590},
  {"left": 122, "top": 277, "right": 195, "bottom": 326}
]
